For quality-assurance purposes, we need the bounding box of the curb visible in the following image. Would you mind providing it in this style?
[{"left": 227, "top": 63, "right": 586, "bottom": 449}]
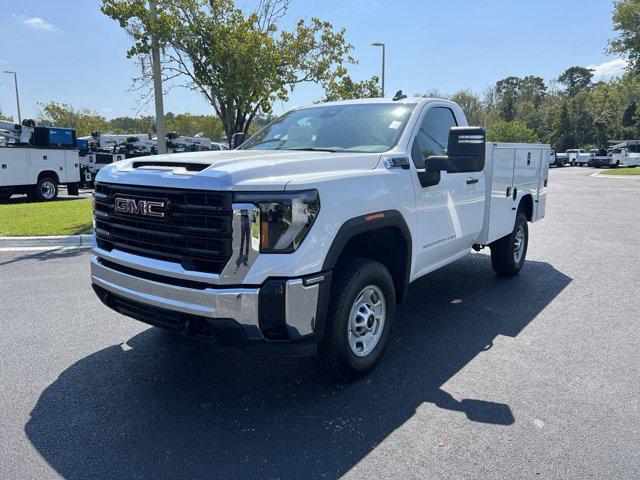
[
  {"left": 0, "top": 234, "right": 93, "bottom": 250},
  {"left": 591, "top": 171, "right": 640, "bottom": 179}
]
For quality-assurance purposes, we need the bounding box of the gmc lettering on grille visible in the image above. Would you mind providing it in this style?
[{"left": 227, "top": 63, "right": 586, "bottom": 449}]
[{"left": 114, "top": 197, "right": 167, "bottom": 219}]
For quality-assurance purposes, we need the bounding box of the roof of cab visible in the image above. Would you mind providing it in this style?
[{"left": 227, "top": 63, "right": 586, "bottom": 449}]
[{"left": 294, "top": 97, "right": 454, "bottom": 109}]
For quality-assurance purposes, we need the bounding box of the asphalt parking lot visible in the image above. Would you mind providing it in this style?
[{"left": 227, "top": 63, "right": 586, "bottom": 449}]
[{"left": 0, "top": 167, "right": 638, "bottom": 479}]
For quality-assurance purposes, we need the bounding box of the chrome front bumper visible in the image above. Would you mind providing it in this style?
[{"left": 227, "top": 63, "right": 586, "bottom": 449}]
[{"left": 90, "top": 254, "right": 322, "bottom": 341}]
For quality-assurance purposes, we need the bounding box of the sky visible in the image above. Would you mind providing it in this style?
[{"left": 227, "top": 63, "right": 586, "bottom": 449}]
[{"left": 0, "top": 0, "right": 628, "bottom": 121}]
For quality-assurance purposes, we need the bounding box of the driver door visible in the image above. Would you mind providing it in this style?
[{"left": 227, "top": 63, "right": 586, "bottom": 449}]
[{"left": 409, "top": 104, "right": 485, "bottom": 277}]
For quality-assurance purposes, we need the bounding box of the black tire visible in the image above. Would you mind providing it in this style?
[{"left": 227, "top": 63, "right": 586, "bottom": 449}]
[
  {"left": 490, "top": 212, "right": 528, "bottom": 277},
  {"left": 571, "top": 160, "right": 576, "bottom": 166},
  {"left": 319, "top": 257, "right": 396, "bottom": 381},
  {"left": 29, "top": 177, "right": 58, "bottom": 202}
]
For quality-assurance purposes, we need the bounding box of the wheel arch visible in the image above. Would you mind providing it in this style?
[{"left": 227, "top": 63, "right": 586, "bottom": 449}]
[
  {"left": 37, "top": 170, "right": 60, "bottom": 184},
  {"left": 322, "top": 210, "right": 412, "bottom": 303},
  {"left": 519, "top": 194, "right": 534, "bottom": 221}
]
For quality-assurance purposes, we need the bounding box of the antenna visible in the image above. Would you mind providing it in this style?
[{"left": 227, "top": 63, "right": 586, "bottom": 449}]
[{"left": 392, "top": 90, "right": 407, "bottom": 101}]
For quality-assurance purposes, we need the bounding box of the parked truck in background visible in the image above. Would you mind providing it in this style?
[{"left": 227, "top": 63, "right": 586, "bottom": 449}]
[
  {"left": 549, "top": 149, "right": 567, "bottom": 167},
  {"left": 608, "top": 140, "right": 640, "bottom": 168},
  {"left": 555, "top": 151, "right": 568, "bottom": 167},
  {"left": 0, "top": 120, "right": 80, "bottom": 202},
  {"left": 163, "top": 132, "right": 212, "bottom": 153},
  {"left": 81, "top": 133, "right": 156, "bottom": 187},
  {"left": 90, "top": 96, "right": 548, "bottom": 380},
  {"left": 566, "top": 149, "right": 589, "bottom": 166},
  {"left": 589, "top": 148, "right": 610, "bottom": 168}
]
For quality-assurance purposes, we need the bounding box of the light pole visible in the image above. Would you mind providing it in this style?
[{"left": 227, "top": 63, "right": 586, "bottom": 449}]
[
  {"left": 371, "top": 42, "right": 385, "bottom": 97},
  {"left": 149, "top": 0, "right": 166, "bottom": 154},
  {"left": 3, "top": 70, "right": 21, "bottom": 123}
]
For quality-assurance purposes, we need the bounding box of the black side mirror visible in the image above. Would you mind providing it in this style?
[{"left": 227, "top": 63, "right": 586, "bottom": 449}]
[
  {"left": 231, "top": 132, "right": 246, "bottom": 149},
  {"left": 427, "top": 126, "right": 486, "bottom": 173}
]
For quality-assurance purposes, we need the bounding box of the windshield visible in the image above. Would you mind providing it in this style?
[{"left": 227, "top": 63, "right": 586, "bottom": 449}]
[{"left": 242, "top": 103, "right": 416, "bottom": 153}]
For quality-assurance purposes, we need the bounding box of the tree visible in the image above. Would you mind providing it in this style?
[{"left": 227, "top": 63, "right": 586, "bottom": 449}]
[
  {"left": 450, "top": 90, "right": 483, "bottom": 126},
  {"left": 102, "top": 0, "right": 356, "bottom": 144},
  {"left": 486, "top": 120, "right": 539, "bottom": 143},
  {"left": 551, "top": 101, "right": 573, "bottom": 150},
  {"left": 164, "top": 113, "right": 225, "bottom": 141},
  {"left": 110, "top": 116, "right": 148, "bottom": 133},
  {"left": 495, "top": 76, "right": 521, "bottom": 122},
  {"left": 0, "top": 108, "right": 13, "bottom": 122},
  {"left": 607, "top": 0, "right": 640, "bottom": 71},
  {"left": 569, "top": 91, "right": 596, "bottom": 147},
  {"left": 36, "top": 102, "right": 110, "bottom": 137},
  {"left": 622, "top": 101, "right": 637, "bottom": 126},
  {"left": 322, "top": 74, "right": 381, "bottom": 102},
  {"left": 557, "top": 66, "right": 594, "bottom": 97},
  {"left": 519, "top": 76, "right": 546, "bottom": 107}
]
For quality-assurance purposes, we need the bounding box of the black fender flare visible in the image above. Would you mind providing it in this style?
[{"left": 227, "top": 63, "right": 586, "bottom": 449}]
[{"left": 322, "top": 209, "right": 413, "bottom": 302}]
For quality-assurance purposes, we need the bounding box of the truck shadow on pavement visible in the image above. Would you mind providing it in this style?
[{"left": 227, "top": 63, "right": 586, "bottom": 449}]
[
  {"left": 0, "top": 248, "right": 87, "bottom": 268},
  {"left": 25, "top": 254, "right": 571, "bottom": 479}
]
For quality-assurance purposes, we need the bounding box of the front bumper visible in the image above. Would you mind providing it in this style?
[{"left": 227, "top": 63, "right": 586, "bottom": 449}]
[{"left": 90, "top": 254, "right": 330, "bottom": 355}]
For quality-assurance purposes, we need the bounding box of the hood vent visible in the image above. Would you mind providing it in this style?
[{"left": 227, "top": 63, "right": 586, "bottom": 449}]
[{"left": 131, "top": 161, "right": 209, "bottom": 172}]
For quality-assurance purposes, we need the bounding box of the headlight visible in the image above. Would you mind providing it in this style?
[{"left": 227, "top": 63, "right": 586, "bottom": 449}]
[{"left": 234, "top": 190, "right": 320, "bottom": 253}]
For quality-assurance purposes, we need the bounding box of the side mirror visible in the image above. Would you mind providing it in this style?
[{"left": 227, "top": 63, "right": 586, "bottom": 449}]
[
  {"left": 427, "top": 126, "right": 486, "bottom": 173},
  {"left": 231, "top": 132, "right": 245, "bottom": 149}
]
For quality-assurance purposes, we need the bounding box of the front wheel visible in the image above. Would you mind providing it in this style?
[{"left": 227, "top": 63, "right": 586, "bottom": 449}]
[
  {"left": 490, "top": 212, "right": 528, "bottom": 277},
  {"left": 319, "top": 257, "right": 395, "bottom": 381}
]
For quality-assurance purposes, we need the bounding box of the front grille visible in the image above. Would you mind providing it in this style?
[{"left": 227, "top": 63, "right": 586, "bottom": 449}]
[{"left": 94, "top": 182, "right": 233, "bottom": 274}]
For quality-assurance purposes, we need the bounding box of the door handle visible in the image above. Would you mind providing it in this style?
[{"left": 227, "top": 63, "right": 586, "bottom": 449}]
[{"left": 466, "top": 178, "right": 479, "bottom": 185}]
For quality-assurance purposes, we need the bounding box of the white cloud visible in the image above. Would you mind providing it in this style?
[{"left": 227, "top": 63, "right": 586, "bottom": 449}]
[
  {"left": 587, "top": 58, "right": 628, "bottom": 80},
  {"left": 102, "top": 107, "right": 113, "bottom": 113},
  {"left": 11, "top": 14, "right": 58, "bottom": 32}
]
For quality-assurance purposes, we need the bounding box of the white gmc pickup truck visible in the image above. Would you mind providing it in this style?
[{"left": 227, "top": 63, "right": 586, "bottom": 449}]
[{"left": 90, "top": 97, "right": 549, "bottom": 380}]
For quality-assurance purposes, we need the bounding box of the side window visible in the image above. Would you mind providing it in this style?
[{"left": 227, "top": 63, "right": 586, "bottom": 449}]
[{"left": 411, "top": 107, "right": 457, "bottom": 168}]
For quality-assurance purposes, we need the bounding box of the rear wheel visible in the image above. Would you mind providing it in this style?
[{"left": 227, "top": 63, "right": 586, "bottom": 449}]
[
  {"left": 29, "top": 177, "right": 58, "bottom": 202},
  {"left": 319, "top": 257, "right": 395, "bottom": 381},
  {"left": 490, "top": 212, "right": 528, "bottom": 277}
]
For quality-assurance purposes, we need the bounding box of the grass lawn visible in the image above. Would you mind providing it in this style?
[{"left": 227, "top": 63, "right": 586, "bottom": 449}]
[
  {"left": 600, "top": 167, "right": 640, "bottom": 176},
  {"left": 0, "top": 199, "right": 93, "bottom": 236}
]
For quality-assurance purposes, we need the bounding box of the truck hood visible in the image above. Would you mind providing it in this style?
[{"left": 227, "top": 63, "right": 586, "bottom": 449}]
[{"left": 97, "top": 150, "right": 382, "bottom": 191}]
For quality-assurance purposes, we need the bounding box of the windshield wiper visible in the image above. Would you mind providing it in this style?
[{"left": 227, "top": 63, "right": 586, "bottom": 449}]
[{"left": 282, "top": 147, "right": 338, "bottom": 153}]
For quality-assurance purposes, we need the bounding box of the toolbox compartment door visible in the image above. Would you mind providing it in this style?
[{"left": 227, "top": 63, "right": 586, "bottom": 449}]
[
  {"left": 478, "top": 144, "right": 517, "bottom": 245},
  {"left": 0, "top": 149, "right": 30, "bottom": 186}
]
